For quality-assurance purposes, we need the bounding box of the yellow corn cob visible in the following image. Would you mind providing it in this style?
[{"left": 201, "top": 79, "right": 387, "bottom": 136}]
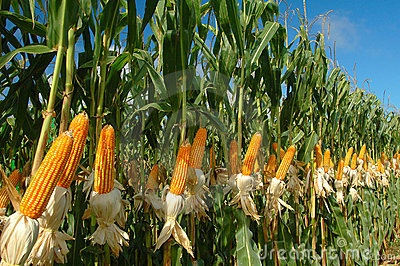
[
  {"left": 359, "top": 144, "right": 366, "bottom": 160},
  {"left": 57, "top": 112, "right": 89, "bottom": 188},
  {"left": 0, "top": 169, "right": 22, "bottom": 209},
  {"left": 210, "top": 146, "right": 215, "bottom": 169},
  {"left": 315, "top": 145, "right": 323, "bottom": 168},
  {"left": 188, "top": 128, "right": 207, "bottom": 169},
  {"left": 367, "top": 152, "right": 374, "bottom": 164},
  {"left": 305, "top": 163, "right": 311, "bottom": 174},
  {"left": 94, "top": 125, "right": 116, "bottom": 194},
  {"left": 19, "top": 131, "right": 73, "bottom": 219},
  {"left": 146, "top": 165, "right": 159, "bottom": 190},
  {"left": 381, "top": 152, "right": 387, "bottom": 163},
  {"left": 336, "top": 159, "right": 344, "bottom": 180},
  {"left": 350, "top": 153, "right": 358, "bottom": 170},
  {"left": 242, "top": 133, "right": 262, "bottom": 176},
  {"left": 276, "top": 145, "right": 296, "bottom": 180},
  {"left": 323, "top": 149, "right": 331, "bottom": 173},
  {"left": 170, "top": 140, "right": 191, "bottom": 195},
  {"left": 229, "top": 140, "right": 240, "bottom": 175},
  {"left": 272, "top": 142, "right": 285, "bottom": 160},
  {"left": 265, "top": 154, "right": 276, "bottom": 176},
  {"left": 377, "top": 159, "right": 384, "bottom": 174},
  {"left": 363, "top": 160, "right": 368, "bottom": 171},
  {"left": 344, "top": 147, "right": 353, "bottom": 167}
]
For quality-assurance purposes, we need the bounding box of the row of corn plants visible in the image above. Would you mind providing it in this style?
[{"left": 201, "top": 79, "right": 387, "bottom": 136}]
[{"left": 1, "top": 0, "right": 400, "bottom": 265}]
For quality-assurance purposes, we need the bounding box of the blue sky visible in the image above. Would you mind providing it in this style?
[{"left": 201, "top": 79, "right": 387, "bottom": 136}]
[
  {"left": 136, "top": 0, "right": 400, "bottom": 110},
  {"left": 288, "top": 0, "right": 400, "bottom": 109}
]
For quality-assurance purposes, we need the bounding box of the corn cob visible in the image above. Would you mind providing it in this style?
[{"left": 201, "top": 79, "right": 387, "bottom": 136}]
[
  {"left": 367, "top": 152, "right": 374, "bottom": 164},
  {"left": 94, "top": 125, "right": 116, "bottom": 194},
  {"left": 336, "top": 160, "right": 344, "bottom": 181},
  {"left": 229, "top": 140, "right": 240, "bottom": 175},
  {"left": 242, "top": 133, "right": 262, "bottom": 176},
  {"left": 272, "top": 142, "right": 285, "bottom": 160},
  {"left": 381, "top": 152, "right": 387, "bottom": 163},
  {"left": 359, "top": 144, "right": 366, "bottom": 160},
  {"left": 344, "top": 147, "right": 354, "bottom": 167},
  {"left": 210, "top": 146, "right": 215, "bottom": 170},
  {"left": 170, "top": 140, "right": 191, "bottom": 195},
  {"left": 276, "top": 145, "right": 296, "bottom": 180},
  {"left": 57, "top": 112, "right": 89, "bottom": 188},
  {"left": 350, "top": 153, "right": 358, "bottom": 170},
  {"left": 315, "top": 145, "right": 323, "bottom": 168},
  {"left": 19, "top": 131, "right": 73, "bottom": 219},
  {"left": 145, "top": 165, "right": 159, "bottom": 190},
  {"left": 265, "top": 154, "right": 276, "bottom": 176},
  {"left": 377, "top": 159, "right": 384, "bottom": 174},
  {"left": 0, "top": 169, "right": 22, "bottom": 209},
  {"left": 323, "top": 149, "right": 331, "bottom": 173},
  {"left": 188, "top": 128, "right": 207, "bottom": 169},
  {"left": 363, "top": 160, "right": 368, "bottom": 172}
]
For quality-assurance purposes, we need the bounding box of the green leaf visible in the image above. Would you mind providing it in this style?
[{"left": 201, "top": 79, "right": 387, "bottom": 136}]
[
  {"left": 250, "top": 22, "right": 280, "bottom": 66},
  {"left": 0, "top": 45, "right": 55, "bottom": 70},
  {"left": 0, "top": 11, "right": 46, "bottom": 37},
  {"left": 235, "top": 210, "right": 262, "bottom": 266}
]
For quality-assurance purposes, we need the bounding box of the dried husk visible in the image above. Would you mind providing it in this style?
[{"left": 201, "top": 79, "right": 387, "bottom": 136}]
[
  {"left": 0, "top": 212, "right": 39, "bottom": 265},
  {"left": 133, "top": 190, "right": 164, "bottom": 221},
  {"left": 155, "top": 191, "right": 194, "bottom": 257},
  {"left": 27, "top": 186, "right": 73, "bottom": 265},
  {"left": 230, "top": 173, "right": 261, "bottom": 221},
  {"left": 265, "top": 177, "right": 293, "bottom": 223},
  {"left": 286, "top": 165, "right": 304, "bottom": 201},
  {"left": 184, "top": 168, "right": 210, "bottom": 220},
  {"left": 334, "top": 180, "right": 344, "bottom": 205},
  {"left": 349, "top": 187, "right": 362, "bottom": 202},
  {"left": 313, "top": 168, "right": 334, "bottom": 198},
  {"left": 88, "top": 188, "right": 129, "bottom": 257}
]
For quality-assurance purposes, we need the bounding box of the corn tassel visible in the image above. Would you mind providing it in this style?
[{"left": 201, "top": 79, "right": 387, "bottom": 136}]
[
  {"left": 242, "top": 133, "right": 262, "bottom": 176},
  {"left": 276, "top": 146, "right": 296, "bottom": 180},
  {"left": 57, "top": 112, "right": 89, "bottom": 188},
  {"left": 20, "top": 131, "right": 73, "bottom": 219},
  {"left": 94, "top": 125, "right": 115, "bottom": 194},
  {"left": 344, "top": 147, "right": 353, "bottom": 167}
]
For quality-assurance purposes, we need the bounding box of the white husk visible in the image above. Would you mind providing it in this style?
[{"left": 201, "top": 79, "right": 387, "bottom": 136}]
[
  {"left": 334, "top": 180, "right": 344, "bottom": 205},
  {"left": 88, "top": 189, "right": 129, "bottom": 257},
  {"left": 0, "top": 208, "right": 6, "bottom": 231},
  {"left": 342, "top": 166, "right": 351, "bottom": 187},
  {"left": 133, "top": 190, "right": 164, "bottom": 221},
  {"left": 0, "top": 211, "right": 39, "bottom": 265},
  {"left": 265, "top": 177, "right": 293, "bottom": 223},
  {"left": 230, "top": 173, "right": 261, "bottom": 221},
  {"left": 184, "top": 168, "right": 210, "bottom": 220},
  {"left": 82, "top": 170, "right": 95, "bottom": 200},
  {"left": 155, "top": 192, "right": 193, "bottom": 257},
  {"left": 27, "top": 186, "right": 73, "bottom": 265},
  {"left": 349, "top": 187, "right": 362, "bottom": 202},
  {"left": 314, "top": 168, "right": 334, "bottom": 198}
]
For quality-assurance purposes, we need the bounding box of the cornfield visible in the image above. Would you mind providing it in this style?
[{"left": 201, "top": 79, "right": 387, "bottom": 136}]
[{"left": 1, "top": 0, "right": 400, "bottom": 265}]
